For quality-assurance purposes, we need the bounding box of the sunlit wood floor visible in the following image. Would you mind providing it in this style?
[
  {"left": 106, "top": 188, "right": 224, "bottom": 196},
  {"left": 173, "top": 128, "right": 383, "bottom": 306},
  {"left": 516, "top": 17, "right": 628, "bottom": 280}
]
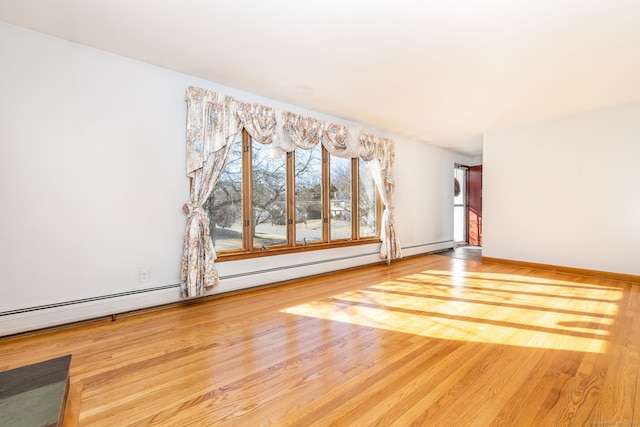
[{"left": 1, "top": 254, "right": 639, "bottom": 426}]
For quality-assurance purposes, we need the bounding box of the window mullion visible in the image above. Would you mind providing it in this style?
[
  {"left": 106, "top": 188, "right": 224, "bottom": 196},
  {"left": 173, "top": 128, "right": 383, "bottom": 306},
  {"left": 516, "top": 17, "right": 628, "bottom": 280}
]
[
  {"left": 242, "top": 130, "right": 253, "bottom": 251},
  {"left": 322, "top": 147, "right": 330, "bottom": 241},
  {"left": 352, "top": 157, "right": 359, "bottom": 240},
  {"left": 286, "top": 151, "right": 295, "bottom": 247}
]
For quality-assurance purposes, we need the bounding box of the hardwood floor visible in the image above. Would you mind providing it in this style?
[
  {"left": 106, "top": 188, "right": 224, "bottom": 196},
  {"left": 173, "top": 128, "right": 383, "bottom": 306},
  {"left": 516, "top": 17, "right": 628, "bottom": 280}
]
[{"left": 1, "top": 254, "right": 639, "bottom": 426}]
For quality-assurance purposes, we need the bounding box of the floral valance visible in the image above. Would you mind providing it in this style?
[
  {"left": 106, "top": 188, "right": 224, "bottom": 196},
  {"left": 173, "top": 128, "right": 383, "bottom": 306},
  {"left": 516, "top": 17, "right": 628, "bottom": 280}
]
[
  {"left": 185, "top": 86, "right": 392, "bottom": 176},
  {"left": 183, "top": 86, "right": 402, "bottom": 271}
]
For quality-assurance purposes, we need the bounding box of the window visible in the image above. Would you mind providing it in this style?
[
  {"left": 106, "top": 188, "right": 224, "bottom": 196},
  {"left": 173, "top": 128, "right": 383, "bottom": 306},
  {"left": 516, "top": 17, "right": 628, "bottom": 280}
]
[
  {"left": 359, "top": 158, "right": 378, "bottom": 238},
  {"left": 204, "top": 134, "right": 243, "bottom": 252},
  {"left": 204, "top": 130, "right": 380, "bottom": 258},
  {"left": 295, "top": 144, "right": 323, "bottom": 245},
  {"left": 252, "top": 138, "right": 287, "bottom": 248},
  {"left": 329, "top": 155, "right": 352, "bottom": 241}
]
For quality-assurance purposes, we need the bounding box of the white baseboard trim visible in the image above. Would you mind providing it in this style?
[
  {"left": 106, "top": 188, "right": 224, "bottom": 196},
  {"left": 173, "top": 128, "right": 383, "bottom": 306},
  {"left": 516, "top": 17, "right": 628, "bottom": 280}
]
[
  {"left": 0, "top": 240, "right": 453, "bottom": 337},
  {"left": 211, "top": 251, "right": 384, "bottom": 296},
  {"left": 0, "top": 285, "right": 181, "bottom": 337},
  {"left": 401, "top": 240, "right": 454, "bottom": 258}
]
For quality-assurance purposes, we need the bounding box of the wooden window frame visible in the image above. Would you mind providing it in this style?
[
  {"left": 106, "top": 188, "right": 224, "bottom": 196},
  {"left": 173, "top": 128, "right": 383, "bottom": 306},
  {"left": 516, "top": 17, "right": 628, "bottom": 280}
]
[{"left": 212, "top": 130, "right": 381, "bottom": 261}]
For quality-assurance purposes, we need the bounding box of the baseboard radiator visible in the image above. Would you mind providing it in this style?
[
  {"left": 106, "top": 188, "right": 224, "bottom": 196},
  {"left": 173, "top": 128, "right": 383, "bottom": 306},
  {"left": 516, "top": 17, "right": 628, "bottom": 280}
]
[{"left": 0, "top": 241, "right": 453, "bottom": 337}]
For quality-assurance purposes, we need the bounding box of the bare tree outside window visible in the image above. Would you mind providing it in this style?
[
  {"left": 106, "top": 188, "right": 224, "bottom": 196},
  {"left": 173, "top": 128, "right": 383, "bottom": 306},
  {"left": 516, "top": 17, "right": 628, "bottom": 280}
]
[
  {"left": 295, "top": 144, "right": 323, "bottom": 244},
  {"left": 330, "top": 156, "right": 352, "bottom": 240},
  {"left": 252, "top": 141, "right": 287, "bottom": 248},
  {"left": 203, "top": 130, "right": 380, "bottom": 256},
  {"left": 359, "top": 158, "right": 377, "bottom": 238},
  {"left": 204, "top": 137, "right": 243, "bottom": 251}
]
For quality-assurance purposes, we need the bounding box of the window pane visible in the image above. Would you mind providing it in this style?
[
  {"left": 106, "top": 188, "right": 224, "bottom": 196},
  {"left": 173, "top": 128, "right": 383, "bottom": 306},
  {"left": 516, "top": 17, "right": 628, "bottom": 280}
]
[
  {"left": 359, "top": 159, "right": 377, "bottom": 238},
  {"left": 454, "top": 167, "right": 466, "bottom": 205},
  {"left": 454, "top": 205, "right": 466, "bottom": 242},
  {"left": 205, "top": 137, "right": 243, "bottom": 251},
  {"left": 295, "top": 145, "right": 323, "bottom": 244},
  {"left": 252, "top": 140, "right": 287, "bottom": 248},
  {"left": 330, "top": 156, "right": 352, "bottom": 240},
  {"left": 454, "top": 167, "right": 467, "bottom": 243}
]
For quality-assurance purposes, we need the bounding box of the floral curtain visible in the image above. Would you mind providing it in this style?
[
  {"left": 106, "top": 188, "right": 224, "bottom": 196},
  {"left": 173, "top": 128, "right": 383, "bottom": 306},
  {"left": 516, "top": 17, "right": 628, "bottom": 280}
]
[
  {"left": 357, "top": 131, "right": 377, "bottom": 162},
  {"left": 181, "top": 144, "right": 236, "bottom": 297},
  {"left": 281, "top": 111, "right": 324, "bottom": 150},
  {"left": 182, "top": 86, "right": 402, "bottom": 296},
  {"left": 237, "top": 102, "right": 276, "bottom": 145},
  {"left": 181, "top": 88, "right": 241, "bottom": 297},
  {"left": 364, "top": 134, "right": 402, "bottom": 263},
  {"left": 185, "top": 88, "right": 241, "bottom": 175},
  {"left": 323, "top": 123, "right": 360, "bottom": 158}
]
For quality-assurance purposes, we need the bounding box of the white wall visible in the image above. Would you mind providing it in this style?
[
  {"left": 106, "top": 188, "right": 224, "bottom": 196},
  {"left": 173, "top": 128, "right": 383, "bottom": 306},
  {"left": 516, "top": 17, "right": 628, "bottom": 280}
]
[
  {"left": 0, "top": 22, "right": 468, "bottom": 335},
  {"left": 393, "top": 136, "right": 472, "bottom": 255},
  {"left": 483, "top": 101, "right": 640, "bottom": 275}
]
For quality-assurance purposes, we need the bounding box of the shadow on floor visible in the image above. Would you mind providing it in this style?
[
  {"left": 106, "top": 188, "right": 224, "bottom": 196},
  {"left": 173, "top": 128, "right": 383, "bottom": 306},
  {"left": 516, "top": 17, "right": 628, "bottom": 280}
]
[{"left": 434, "top": 246, "right": 482, "bottom": 262}]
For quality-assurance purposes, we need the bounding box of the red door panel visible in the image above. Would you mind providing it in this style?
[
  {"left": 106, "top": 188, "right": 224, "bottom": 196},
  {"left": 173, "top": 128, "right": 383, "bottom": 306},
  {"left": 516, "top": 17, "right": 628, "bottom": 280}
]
[{"left": 467, "top": 165, "right": 482, "bottom": 246}]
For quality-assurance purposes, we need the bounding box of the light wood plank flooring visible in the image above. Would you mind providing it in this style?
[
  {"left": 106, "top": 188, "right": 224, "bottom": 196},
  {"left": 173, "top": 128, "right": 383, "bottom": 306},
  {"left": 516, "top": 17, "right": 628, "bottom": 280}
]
[{"left": 1, "top": 254, "right": 639, "bottom": 426}]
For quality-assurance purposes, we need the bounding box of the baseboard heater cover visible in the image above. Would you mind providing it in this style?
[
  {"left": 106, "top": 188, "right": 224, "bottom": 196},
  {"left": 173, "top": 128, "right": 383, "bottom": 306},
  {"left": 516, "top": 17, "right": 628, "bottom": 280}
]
[
  {"left": 1, "top": 241, "right": 452, "bottom": 336},
  {"left": 217, "top": 250, "right": 381, "bottom": 280},
  {"left": 0, "top": 284, "right": 180, "bottom": 317},
  {"left": 401, "top": 240, "right": 454, "bottom": 257}
]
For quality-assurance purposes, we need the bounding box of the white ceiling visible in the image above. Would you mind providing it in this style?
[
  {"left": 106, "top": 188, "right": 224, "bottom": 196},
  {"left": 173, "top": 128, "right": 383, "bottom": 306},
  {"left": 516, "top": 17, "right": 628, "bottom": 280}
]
[{"left": 2, "top": 0, "right": 640, "bottom": 155}]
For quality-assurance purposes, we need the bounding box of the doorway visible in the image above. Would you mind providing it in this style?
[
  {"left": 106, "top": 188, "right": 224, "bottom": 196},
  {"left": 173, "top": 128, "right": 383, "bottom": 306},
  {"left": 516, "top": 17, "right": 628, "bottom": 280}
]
[
  {"left": 467, "top": 165, "right": 483, "bottom": 246},
  {"left": 454, "top": 164, "right": 483, "bottom": 247},
  {"left": 453, "top": 165, "right": 467, "bottom": 245}
]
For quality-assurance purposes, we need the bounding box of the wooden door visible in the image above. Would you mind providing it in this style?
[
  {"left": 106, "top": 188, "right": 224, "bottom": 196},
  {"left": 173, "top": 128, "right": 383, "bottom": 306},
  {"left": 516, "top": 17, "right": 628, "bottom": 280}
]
[{"left": 467, "top": 165, "right": 482, "bottom": 246}]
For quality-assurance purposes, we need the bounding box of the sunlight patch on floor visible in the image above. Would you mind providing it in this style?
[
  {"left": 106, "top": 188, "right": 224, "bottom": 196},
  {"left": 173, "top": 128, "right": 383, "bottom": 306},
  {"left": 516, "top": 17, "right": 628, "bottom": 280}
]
[{"left": 281, "top": 270, "right": 621, "bottom": 354}]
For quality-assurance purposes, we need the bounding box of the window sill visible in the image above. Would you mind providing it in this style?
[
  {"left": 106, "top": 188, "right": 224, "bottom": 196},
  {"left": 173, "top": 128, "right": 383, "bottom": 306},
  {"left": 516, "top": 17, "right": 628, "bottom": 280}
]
[{"left": 215, "top": 238, "right": 381, "bottom": 262}]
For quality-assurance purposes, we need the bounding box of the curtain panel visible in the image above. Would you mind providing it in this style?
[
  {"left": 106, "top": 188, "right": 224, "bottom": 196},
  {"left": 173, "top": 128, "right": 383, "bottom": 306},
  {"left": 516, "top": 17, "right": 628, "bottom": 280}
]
[
  {"left": 359, "top": 132, "right": 402, "bottom": 264},
  {"left": 181, "top": 88, "right": 241, "bottom": 297},
  {"left": 181, "top": 86, "right": 402, "bottom": 297},
  {"left": 181, "top": 144, "right": 235, "bottom": 297}
]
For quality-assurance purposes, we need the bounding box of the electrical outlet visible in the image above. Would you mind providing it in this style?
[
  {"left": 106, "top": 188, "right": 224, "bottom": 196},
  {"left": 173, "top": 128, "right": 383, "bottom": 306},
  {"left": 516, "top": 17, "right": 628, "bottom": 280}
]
[{"left": 139, "top": 269, "right": 149, "bottom": 282}]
